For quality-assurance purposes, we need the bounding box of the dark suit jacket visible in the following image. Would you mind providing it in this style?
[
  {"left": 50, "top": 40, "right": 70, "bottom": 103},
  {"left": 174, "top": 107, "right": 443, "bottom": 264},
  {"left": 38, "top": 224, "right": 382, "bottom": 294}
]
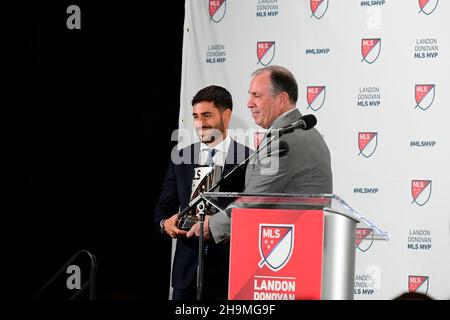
[{"left": 154, "top": 139, "right": 251, "bottom": 299}]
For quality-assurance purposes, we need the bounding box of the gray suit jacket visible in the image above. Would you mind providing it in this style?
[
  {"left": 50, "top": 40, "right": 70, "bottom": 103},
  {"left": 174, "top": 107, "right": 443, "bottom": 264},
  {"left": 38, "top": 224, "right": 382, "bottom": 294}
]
[{"left": 209, "top": 108, "right": 332, "bottom": 243}]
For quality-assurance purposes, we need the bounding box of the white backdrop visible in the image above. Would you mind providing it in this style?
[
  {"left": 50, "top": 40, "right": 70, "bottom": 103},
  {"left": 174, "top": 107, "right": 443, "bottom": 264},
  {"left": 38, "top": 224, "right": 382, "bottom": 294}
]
[{"left": 178, "top": 0, "right": 450, "bottom": 299}]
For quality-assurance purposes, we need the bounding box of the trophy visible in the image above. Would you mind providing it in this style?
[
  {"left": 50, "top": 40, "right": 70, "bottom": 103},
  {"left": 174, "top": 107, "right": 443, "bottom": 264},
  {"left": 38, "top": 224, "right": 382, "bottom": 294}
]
[{"left": 177, "top": 165, "right": 222, "bottom": 231}]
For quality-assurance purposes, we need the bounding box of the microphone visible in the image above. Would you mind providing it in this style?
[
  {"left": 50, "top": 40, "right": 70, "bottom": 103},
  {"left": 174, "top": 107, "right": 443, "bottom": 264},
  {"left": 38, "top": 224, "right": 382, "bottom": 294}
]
[{"left": 278, "top": 114, "right": 317, "bottom": 135}]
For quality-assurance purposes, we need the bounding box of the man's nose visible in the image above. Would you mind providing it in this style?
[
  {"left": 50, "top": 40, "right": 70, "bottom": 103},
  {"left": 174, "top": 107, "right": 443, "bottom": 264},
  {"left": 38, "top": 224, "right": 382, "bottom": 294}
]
[
  {"left": 201, "top": 117, "right": 210, "bottom": 126},
  {"left": 194, "top": 118, "right": 203, "bottom": 128},
  {"left": 247, "top": 97, "right": 254, "bottom": 109},
  {"left": 195, "top": 117, "right": 209, "bottom": 127}
]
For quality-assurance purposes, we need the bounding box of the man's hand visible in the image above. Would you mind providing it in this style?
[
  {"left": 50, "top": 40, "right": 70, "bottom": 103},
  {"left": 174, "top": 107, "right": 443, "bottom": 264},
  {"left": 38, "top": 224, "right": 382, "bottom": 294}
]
[
  {"left": 164, "top": 214, "right": 188, "bottom": 238},
  {"left": 186, "top": 215, "right": 212, "bottom": 241}
]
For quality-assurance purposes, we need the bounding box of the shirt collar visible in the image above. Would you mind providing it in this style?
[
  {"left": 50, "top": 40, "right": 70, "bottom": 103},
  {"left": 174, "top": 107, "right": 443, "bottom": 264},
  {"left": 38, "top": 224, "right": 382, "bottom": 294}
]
[
  {"left": 200, "top": 134, "right": 231, "bottom": 154},
  {"left": 268, "top": 107, "right": 297, "bottom": 130}
]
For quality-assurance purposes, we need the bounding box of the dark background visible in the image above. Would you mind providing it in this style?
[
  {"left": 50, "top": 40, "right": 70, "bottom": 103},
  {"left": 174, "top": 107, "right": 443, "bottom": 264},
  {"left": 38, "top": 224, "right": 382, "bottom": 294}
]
[{"left": 6, "top": 0, "right": 184, "bottom": 300}]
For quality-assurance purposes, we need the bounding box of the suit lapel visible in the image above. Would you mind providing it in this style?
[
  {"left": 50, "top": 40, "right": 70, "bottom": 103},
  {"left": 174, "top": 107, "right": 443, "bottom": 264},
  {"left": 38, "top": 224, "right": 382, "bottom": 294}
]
[
  {"left": 270, "top": 108, "right": 302, "bottom": 129},
  {"left": 223, "top": 140, "right": 237, "bottom": 176}
]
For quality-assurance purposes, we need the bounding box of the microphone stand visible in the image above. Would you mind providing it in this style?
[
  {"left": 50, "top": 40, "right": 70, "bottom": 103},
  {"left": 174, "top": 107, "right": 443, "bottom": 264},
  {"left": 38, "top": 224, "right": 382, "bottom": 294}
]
[{"left": 196, "top": 200, "right": 206, "bottom": 300}]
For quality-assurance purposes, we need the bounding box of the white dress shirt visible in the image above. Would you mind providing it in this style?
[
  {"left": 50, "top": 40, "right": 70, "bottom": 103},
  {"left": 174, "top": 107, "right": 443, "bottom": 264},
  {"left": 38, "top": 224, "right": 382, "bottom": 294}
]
[{"left": 199, "top": 135, "right": 231, "bottom": 168}]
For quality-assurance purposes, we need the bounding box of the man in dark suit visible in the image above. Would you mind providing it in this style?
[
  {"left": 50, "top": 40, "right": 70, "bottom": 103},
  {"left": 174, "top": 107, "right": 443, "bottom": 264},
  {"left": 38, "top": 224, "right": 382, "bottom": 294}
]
[{"left": 154, "top": 85, "right": 251, "bottom": 300}]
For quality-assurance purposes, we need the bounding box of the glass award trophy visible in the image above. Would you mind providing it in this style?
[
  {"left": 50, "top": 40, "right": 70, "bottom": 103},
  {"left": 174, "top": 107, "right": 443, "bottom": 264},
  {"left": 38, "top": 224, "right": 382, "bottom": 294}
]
[{"left": 177, "top": 165, "right": 222, "bottom": 230}]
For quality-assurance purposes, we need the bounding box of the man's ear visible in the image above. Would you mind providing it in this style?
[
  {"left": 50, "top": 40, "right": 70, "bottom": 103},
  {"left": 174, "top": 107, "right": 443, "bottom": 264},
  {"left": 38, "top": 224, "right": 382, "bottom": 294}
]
[
  {"left": 223, "top": 108, "right": 232, "bottom": 122},
  {"left": 278, "top": 91, "right": 289, "bottom": 105}
]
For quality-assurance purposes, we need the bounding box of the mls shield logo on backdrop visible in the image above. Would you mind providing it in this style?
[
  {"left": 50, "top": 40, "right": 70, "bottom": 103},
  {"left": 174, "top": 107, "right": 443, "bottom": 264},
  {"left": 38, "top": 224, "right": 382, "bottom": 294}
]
[
  {"left": 356, "top": 228, "right": 374, "bottom": 252},
  {"left": 361, "top": 38, "right": 381, "bottom": 64},
  {"left": 415, "top": 84, "right": 435, "bottom": 110},
  {"left": 310, "top": 0, "right": 329, "bottom": 19},
  {"left": 257, "top": 41, "right": 276, "bottom": 66},
  {"left": 409, "top": 275, "right": 429, "bottom": 294},
  {"left": 411, "top": 180, "right": 432, "bottom": 206},
  {"left": 358, "top": 132, "right": 378, "bottom": 158},
  {"left": 258, "top": 224, "right": 294, "bottom": 272},
  {"left": 418, "top": 0, "right": 439, "bottom": 15},
  {"left": 307, "top": 86, "right": 326, "bottom": 111},
  {"left": 209, "top": 0, "right": 226, "bottom": 23}
]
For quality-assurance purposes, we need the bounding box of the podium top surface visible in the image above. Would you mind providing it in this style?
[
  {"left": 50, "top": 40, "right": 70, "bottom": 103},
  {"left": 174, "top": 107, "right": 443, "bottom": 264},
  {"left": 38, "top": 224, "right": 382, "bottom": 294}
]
[{"left": 202, "top": 192, "right": 389, "bottom": 241}]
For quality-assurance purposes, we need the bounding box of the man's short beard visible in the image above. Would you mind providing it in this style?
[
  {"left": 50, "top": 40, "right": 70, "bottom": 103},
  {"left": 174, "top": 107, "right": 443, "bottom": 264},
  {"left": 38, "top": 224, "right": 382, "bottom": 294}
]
[
  {"left": 200, "top": 127, "right": 224, "bottom": 144},
  {"left": 202, "top": 135, "right": 215, "bottom": 143}
]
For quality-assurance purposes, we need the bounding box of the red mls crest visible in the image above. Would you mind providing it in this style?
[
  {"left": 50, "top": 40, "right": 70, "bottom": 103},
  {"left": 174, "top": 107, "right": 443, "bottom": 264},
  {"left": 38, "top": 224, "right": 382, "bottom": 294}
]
[
  {"left": 409, "top": 275, "right": 429, "bottom": 294},
  {"left": 310, "top": 0, "right": 329, "bottom": 19},
  {"left": 358, "top": 132, "right": 378, "bottom": 158},
  {"left": 356, "top": 228, "right": 374, "bottom": 252},
  {"left": 258, "top": 224, "right": 294, "bottom": 272},
  {"left": 257, "top": 41, "right": 276, "bottom": 66},
  {"left": 361, "top": 38, "right": 381, "bottom": 64},
  {"left": 418, "top": 0, "right": 439, "bottom": 15},
  {"left": 411, "top": 180, "right": 432, "bottom": 206},
  {"left": 307, "top": 86, "right": 326, "bottom": 111},
  {"left": 415, "top": 84, "right": 435, "bottom": 110},
  {"left": 209, "top": 0, "right": 226, "bottom": 23}
]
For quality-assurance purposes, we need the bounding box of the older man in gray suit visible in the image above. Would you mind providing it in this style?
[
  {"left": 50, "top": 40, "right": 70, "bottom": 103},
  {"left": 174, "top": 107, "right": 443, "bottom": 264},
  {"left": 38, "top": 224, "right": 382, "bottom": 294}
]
[{"left": 188, "top": 65, "right": 332, "bottom": 244}]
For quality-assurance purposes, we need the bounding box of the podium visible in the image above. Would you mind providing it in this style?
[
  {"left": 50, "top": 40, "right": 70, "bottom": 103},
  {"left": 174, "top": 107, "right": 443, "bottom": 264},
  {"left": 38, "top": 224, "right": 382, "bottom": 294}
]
[{"left": 201, "top": 192, "right": 389, "bottom": 300}]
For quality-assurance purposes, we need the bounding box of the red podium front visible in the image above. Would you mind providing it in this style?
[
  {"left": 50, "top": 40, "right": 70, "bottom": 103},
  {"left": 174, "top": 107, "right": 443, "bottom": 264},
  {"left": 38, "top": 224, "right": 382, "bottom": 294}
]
[
  {"left": 201, "top": 192, "right": 388, "bottom": 300},
  {"left": 228, "top": 208, "right": 324, "bottom": 300}
]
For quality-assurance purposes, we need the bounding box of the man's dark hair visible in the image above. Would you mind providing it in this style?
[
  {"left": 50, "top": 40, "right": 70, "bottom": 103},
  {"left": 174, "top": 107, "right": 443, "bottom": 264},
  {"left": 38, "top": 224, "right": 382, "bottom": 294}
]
[
  {"left": 252, "top": 65, "right": 298, "bottom": 104},
  {"left": 191, "top": 85, "right": 233, "bottom": 111}
]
